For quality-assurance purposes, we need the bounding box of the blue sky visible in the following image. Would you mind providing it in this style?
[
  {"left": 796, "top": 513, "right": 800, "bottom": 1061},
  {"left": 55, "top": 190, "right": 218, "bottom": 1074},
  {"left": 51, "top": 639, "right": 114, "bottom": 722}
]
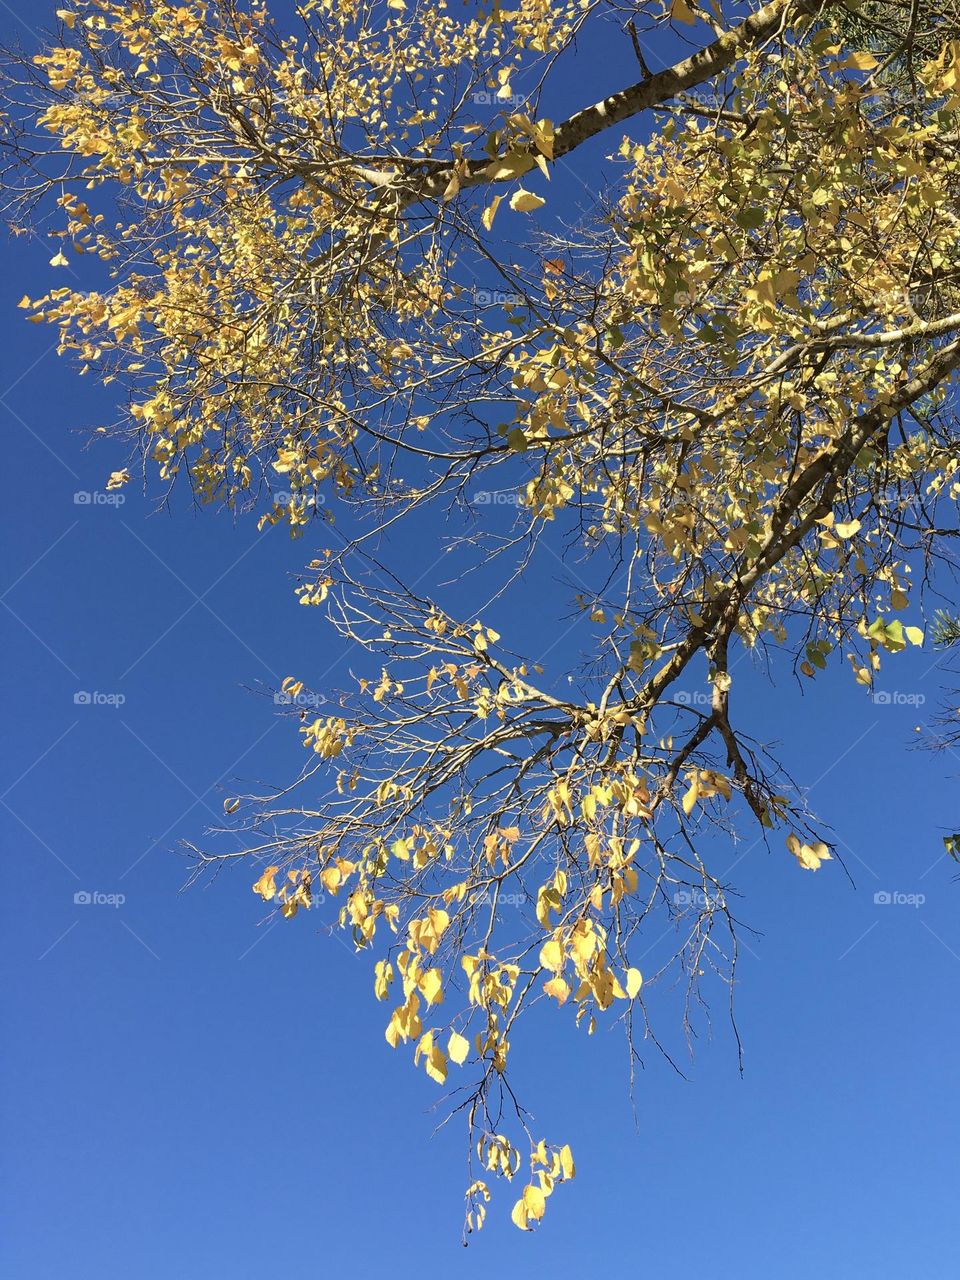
[{"left": 3, "top": 3, "right": 960, "bottom": 1276}]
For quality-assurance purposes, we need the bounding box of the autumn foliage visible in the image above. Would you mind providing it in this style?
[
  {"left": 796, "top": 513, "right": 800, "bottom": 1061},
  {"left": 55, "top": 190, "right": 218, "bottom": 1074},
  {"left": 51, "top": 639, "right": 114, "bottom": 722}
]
[{"left": 5, "top": 0, "right": 960, "bottom": 1233}]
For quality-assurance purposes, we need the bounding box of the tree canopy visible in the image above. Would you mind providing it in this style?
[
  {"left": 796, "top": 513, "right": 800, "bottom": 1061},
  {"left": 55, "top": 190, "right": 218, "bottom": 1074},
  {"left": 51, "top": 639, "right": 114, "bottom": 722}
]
[{"left": 5, "top": 0, "right": 960, "bottom": 1234}]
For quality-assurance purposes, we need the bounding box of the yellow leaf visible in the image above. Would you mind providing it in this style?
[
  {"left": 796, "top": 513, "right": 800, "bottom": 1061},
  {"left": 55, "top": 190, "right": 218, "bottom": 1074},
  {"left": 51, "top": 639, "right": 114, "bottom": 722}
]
[
  {"left": 834, "top": 519, "right": 861, "bottom": 539},
  {"left": 483, "top": 151, "right": 535, "bottom": 182},
  {"left": 49, "top": 251, "right": 69, "bottom": 267},
  {"left": 56, "top": 9, "right": 77, "bottom": 28},
  {"left": 374, "top": 960, "right": 394, "bottom": 1000},
  {"left": 533, "top": 119, "right": 555, "bottom": 160},
  {"left": 419, "top": 968, "right": 444, "bottom": 1005},
  {"left": 509, "top": 189, "right": 545, "bottom": 213},
  {"left": 511, "top": 1198, "right": 530, "bottom": 1231},
  {"left": 539, "top": 938, "right": 564, "bottom": 972},
  {"left": 569, "top": 924, "right": 596, "bottom": 966},
  {"left": 481, "top": 195, "right": 503, "bottom": 231},
  {"left": 252, "top": 866, "right": 279, "bottom": 900},
  {"left": 670, "top": 0, "right": 698, "bottom": 23},
  {"left": 522, "top": 1183, "right": 546, "bottom": 1220},
  {"left": 559, "top": 1144, "right": 575, "bottom": 1178},
  {"left": 843, "top": 51, "right": 880, "bottom": 71},
  {"left": 448, "top": 1031, "right": 470, "bottom": 1065},
  {"left": 681, "top": 778, "right": 698, "bottom": 817},
  {"left": 625, "top": 967, "right": 643, "bottom": 999},
  {"left": 543, "top": 976, "right": 570, "bottom": 1005},
  {"left": 425, "top": 1046, "right": 447, "bottom": 1083},
  {"left": 416, "top": 1032, "right": 447, "bottom": 1083}
]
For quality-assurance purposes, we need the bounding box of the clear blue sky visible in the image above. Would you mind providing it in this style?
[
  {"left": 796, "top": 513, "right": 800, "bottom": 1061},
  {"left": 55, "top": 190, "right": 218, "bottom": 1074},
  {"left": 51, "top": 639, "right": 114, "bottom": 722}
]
[{"left": 3, "top": 4, "right": 960, "bottom": 1276}]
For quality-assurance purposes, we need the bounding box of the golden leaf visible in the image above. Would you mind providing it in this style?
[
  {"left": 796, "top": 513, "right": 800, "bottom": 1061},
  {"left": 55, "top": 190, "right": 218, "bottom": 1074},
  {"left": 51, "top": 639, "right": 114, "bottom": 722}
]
[
  {"left": 539, "top": 938, "right": 564, "bottom": 972},
  {"left": 481, "top": 195, "right": 503, "bottom": 231},
  {"left": 509, "top": 189, "right": 545, "bottom": 213},
  {"left": 252, "top": 866, "right": 279, "bottom": 901},
  {"left": 448, "top": 1031, "right": 470, "bottom": 1064}
]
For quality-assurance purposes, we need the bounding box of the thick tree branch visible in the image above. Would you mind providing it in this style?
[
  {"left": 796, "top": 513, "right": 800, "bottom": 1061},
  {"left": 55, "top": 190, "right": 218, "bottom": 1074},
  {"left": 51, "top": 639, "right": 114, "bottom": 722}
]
[{"left": 415, "top": 0, "right": 837, "bottom": 201}]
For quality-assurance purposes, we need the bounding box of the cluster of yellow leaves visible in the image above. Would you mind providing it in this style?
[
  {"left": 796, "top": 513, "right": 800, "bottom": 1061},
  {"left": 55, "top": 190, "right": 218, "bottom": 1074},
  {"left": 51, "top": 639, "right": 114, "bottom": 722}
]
[
  {"left": 681, "top": 769, "right": 733, "bottom": 818},
  {"left": 786, "top": 835, "right": 832, "bottom": 872},
  {"left": 465, "top": 1134, "right": 574, "bottom": 1234},
  {"left": 539, "top": 918, "right": 642, "bottom": 1021},
  {"left": 390, "top": 825, "right": 453, "bottom": 868},
  {"left": 510, "top": 1140, "right": 576, "bottom": 1232},
  {"left": 252, "top": 866, "right": 312, "bottom": 917},
  {"left": 300, "top": 715, "right": 357, "bottom": 759}
]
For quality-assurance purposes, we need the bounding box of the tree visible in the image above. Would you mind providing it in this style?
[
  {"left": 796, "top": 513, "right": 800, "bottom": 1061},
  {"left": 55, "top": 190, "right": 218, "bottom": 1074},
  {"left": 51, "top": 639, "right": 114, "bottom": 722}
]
[{"left": 4, "top": 0, "right": 960, "bottom": 1233}]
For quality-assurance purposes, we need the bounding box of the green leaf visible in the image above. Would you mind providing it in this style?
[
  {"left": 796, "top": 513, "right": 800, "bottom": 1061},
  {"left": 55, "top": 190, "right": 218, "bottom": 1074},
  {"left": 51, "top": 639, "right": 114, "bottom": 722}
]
[
  {"left": 735, "top": 207, "right": 765, "bottom": 230},
  {"left": 884, "top": 619, "right": 905, "bottom": 651}
]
